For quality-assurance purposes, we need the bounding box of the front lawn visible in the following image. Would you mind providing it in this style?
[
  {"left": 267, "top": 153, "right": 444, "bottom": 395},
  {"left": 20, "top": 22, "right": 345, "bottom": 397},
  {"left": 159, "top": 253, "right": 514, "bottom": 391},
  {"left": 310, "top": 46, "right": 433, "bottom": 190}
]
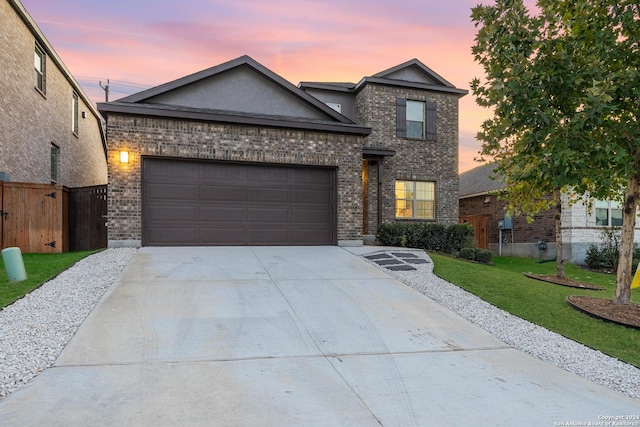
[
  {"left": 430, "top": 253, "right": 640, "bottom": 368},
  {"left": 0, "top": 250, "right": 99, "bottom": 308}
]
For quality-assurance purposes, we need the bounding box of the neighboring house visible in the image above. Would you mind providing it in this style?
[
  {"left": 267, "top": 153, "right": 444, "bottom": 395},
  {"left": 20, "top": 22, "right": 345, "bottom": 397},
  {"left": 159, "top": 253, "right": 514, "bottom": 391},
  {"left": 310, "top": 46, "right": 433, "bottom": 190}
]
[
  {"left": 98, "top": 55, "right": 466, "bottom": 248},
  {"left": 0, "top": 0, "right": 108, "bottom": 253},
  {"left": 459, "top": 163, "right": 640, "bottom": 264},
  {"left": 0, "top": 0, "right": 107, "bottom": 187}
]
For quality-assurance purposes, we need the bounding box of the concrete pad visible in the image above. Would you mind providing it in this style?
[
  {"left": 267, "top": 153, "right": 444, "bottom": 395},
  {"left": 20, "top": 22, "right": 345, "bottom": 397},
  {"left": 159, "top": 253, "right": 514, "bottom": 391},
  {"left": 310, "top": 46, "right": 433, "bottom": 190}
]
[{"left": 1, "top": 246, "right": 639, "bottom": 426}]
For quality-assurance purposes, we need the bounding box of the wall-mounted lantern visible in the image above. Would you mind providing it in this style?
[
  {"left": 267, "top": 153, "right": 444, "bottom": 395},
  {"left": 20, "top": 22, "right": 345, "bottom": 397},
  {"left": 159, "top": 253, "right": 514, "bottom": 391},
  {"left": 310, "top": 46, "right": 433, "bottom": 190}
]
[{"left": 119, "top": 151, "right": 129, "bottom": 164}]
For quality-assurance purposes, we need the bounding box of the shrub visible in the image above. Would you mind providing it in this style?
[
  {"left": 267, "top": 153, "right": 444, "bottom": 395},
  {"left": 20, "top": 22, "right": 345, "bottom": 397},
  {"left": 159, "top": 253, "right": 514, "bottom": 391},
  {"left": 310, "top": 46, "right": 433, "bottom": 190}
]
[
  {"left": 446, "top": 223, "right": 475, "bottom": 254},
  {"left": 376, "top": 222, "right": 475, "bottom": 254},
  {"left": 475, "top": 249, "right": 493, "bottom": 264},
  {"left": 460, "top": 247, "right": 476, "bottom": 261},
  {"left": 584, "top": 227, "right": 639, "bottom": 271},
  {"left": 459, "top": 247, "right": 493, "bottom": 264}
]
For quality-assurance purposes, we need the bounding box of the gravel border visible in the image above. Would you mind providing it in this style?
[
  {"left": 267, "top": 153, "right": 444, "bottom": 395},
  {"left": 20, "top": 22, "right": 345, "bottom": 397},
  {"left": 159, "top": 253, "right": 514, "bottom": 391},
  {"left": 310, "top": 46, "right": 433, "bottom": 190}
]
[
  {"left": 0, "top": 248, "right": 137, "bottom": 400},
  {"left": 362, "top": 249, "right": 640, "bottom": 401}
]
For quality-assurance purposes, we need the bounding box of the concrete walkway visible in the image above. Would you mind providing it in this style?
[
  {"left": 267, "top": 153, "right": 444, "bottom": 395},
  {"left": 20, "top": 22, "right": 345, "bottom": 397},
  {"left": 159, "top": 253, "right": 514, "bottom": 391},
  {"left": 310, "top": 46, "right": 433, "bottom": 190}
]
[{"left": 0, "top": 246, "right": 638, "bottom": 426}]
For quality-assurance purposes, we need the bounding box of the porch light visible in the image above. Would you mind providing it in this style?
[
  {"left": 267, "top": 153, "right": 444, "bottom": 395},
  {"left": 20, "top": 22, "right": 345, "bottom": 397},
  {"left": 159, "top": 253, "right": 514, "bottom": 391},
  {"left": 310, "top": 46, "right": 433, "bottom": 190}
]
[{"left": 119, "top": 151, "right": 129, "bottom": 164}]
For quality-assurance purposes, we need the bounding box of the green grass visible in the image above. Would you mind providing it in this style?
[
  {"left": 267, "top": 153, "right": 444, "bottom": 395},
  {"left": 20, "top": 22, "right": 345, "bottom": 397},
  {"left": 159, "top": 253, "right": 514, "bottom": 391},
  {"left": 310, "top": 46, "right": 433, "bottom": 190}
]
[
  {"left": 0, "top": 250, "right": 99, "bottom": 308},
  {"left": 430, "top": 253, "right": 640, "bottom": 368}
]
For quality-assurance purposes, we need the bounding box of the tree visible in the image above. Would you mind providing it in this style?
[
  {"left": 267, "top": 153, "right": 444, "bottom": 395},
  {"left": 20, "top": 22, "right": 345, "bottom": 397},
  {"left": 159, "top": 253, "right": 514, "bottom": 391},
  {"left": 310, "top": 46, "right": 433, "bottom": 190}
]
[{"left": 471, "top": 0, "right": 640, "bottom": 303}]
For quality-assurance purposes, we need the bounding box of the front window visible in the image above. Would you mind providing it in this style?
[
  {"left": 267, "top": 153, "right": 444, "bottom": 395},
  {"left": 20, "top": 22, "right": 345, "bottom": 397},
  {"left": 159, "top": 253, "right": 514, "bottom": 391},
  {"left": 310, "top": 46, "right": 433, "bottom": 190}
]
[
  {"left": 395, "top": 180, "right": 435, "bottom": 219},
  {"left": 34, "top": 44, "right": 45, "bottom": 93},
  {"left": 595, "top": 200, "right": 622, "bottom": 227},
  {"left": 406, "top": 100, "right": 425, "bottom": 139},
  {"left": 72, "top": 92, "right": 79, "bottom": 135},
  {"left": 51, "top": 143, "right": 60, "bottom": 183}
]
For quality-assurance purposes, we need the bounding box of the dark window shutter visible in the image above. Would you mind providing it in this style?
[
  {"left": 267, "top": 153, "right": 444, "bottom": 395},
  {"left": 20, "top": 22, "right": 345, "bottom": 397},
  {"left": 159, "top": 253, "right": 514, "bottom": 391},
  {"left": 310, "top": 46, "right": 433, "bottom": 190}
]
[
  {"left": 426, "top": 100, "right": 437, "bottom": 141},
  {"left": 396, "top": 98, "right": 406, "bottom": 138}
]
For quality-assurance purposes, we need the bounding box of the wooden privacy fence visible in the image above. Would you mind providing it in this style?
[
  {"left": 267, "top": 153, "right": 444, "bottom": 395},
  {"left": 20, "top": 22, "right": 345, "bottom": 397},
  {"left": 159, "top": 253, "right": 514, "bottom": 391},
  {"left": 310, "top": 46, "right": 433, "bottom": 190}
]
[
  {"left": 0, "top": 181, "right": 107, "bottom": 253},
  {"left": 460, "top": 214, "right": 490, "bottom": 250}
]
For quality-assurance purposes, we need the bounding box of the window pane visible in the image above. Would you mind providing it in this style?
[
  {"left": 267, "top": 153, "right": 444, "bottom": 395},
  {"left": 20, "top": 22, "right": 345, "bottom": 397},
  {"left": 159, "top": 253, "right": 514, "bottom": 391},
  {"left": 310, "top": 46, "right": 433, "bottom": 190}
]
[
  {"left": 611, "top": 209, "right": 623, "bottom": 226},
  {"left": 34, "top": 47, "right": 44, "bottom": 91},
  {"left": 72, "top": 92, "right": 79, "bottom": 134},
  {"left": 51, "top": 144, "right": 59, "bottom": 183},
  {"left": 396, "top": 200, "right": 414, "bottom": 218},
  {"left": 415, "top": 182, "right": 434, "bottom": 200},
  {"left": 406, "top": 101, "right": 424, "bottom": 121},
  {"left": 406, "top": 121, "right": 423, "bottom": 139},
  {"left": 595, "top": 208, "right": 608, "bottom": 226},
  {"left": 395, "top": 181, "right": 413, "bottom": 199},
  {"left": 595, "top": 200, "right": 609, "bottom": 208},
  {"left": 416, "top": 201, "right": 434, "bottom": 219}
]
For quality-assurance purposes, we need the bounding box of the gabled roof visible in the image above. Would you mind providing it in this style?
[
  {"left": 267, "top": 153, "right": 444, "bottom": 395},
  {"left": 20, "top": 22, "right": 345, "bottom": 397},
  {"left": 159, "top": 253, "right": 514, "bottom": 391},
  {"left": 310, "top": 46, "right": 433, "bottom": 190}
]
[
  {"left": 99, "top": 56, "right": 370, "bottom": 136},
  {"left": 299, "top": 58, "right": 467, "bottom": 97},
  {"left": 459, "top": 163, "right": 506, "bottom": 198}
]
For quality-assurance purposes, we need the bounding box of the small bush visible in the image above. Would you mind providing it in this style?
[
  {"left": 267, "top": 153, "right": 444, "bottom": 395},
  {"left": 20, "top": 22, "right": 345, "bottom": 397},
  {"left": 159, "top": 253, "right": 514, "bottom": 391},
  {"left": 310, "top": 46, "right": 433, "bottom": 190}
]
[
  {"left": 376, "top": 222, "right": 475, "bottom": 254},
  {"left": 460, "top": 247, "right": 476, "bottom": 261},
  {"left": 475, "top": 249, "right": 493, "bottom": 264},
  {"left": 459, "top": 247, "right": 493, "bottom": 264},
  {"left": 584, "top": 227, "right": 639, "bottom": 271}
]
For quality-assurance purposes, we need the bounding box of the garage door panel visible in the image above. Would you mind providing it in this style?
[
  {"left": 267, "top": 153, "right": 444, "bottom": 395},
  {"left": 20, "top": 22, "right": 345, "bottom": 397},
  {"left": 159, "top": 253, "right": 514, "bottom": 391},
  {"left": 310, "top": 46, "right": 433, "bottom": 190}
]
[
  {"left": 142, "top": 158, "right": 336, "bottom": 246},
  {"left": 247, "top": 188, "right": 289, "bottom": 203},
  {"left": 199, "top": 186, "right": 247, "bottom": 202},
  {"left": 198, "top": 163, "right": 248, "bottom": 183},
  {"left": 248, "top": 208, "right": 290, "bottom": 222},
  {"left": 292, "top": 208, "right": 332, "bottom": 224},
  {"left": 292, "top": 189, "right": 332, "bottom": 204},
  {"left": 146, "top": 184, "right": 198, "bottom": 201},
  {"left": 146, "top": 205, "right": 198, "bottom": 221},
  {"left": 199, "top": 227, "right": 247, "bottom": 245},
  {"left": 199, "top": 207, "right": 247, "bottom": 221}
]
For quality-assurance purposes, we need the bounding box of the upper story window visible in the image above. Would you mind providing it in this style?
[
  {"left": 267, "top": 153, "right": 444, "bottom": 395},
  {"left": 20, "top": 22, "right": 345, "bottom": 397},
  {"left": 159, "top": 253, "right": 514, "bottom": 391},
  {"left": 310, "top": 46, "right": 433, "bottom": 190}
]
[
  {"left": 395, "top": 180, "right": 435, "bottom": 219},
  {"left": 406, "top": 100, "right": 425, "bottom": 138},
  {"left": 34, "top": 44, "right": 45, "bottom": 94},
  {"left": 396, "top": 98, "right": 437, "bottom": 140},
  {"left": 50, "top": 143, "right": 60, "bottom": 183},
  {"left": 595, "top": 200, "right": 622, "bottom": 227},
  {"left": 72, "top": 92, "right": 79, "bottom": 135}
]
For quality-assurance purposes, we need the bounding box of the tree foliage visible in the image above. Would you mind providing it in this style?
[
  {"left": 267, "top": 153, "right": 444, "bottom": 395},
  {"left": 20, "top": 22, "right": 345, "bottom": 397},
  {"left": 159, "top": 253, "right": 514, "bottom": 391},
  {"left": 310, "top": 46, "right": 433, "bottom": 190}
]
[{"left": 471, "top": 0, "right": 640, "bottom": 302}]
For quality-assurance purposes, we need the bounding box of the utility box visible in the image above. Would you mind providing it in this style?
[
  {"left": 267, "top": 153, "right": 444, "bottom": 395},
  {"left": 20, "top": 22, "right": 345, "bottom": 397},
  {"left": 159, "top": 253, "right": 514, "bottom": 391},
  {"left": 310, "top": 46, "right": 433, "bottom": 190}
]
[{"left": 498, "top": 215, "right": 513, "bottom": 230}]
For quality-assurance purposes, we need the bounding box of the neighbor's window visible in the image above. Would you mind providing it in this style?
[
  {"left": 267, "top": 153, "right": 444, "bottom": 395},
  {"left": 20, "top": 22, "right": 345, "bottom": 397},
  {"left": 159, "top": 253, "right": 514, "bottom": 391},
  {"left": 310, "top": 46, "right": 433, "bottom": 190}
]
[
  {"left": 406, "top": 100, "right": 425, "bottom": 139},
  {"left": 34, "top": 44, "right": 45, "bottom": 93},
  {"left": 50, "top": 143, "right": 60, "bottom": 183},
  {"left": 595, "top": 200, "right": 622, "bottom": 227},
  {"left": 395, "top": 180, "right": 435, "bottom": 219},
  {"left": 72, "top": 91, "right": 79, "bottom": 135}
]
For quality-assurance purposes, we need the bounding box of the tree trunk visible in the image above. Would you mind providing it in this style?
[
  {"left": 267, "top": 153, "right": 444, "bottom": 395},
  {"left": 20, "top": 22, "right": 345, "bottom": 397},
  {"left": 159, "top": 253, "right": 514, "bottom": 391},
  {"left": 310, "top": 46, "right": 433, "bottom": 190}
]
[
  {"left": 614, "top": 171, "right": 640, "bottom": 305},
  {"left": 554, "top": 188, "right": 565, "bottom": 279}
]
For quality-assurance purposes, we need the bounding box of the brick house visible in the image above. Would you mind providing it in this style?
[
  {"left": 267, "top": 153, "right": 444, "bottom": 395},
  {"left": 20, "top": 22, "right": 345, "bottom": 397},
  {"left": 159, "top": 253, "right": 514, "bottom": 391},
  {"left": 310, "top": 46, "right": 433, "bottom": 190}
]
[
  {"left": 98, "top": 56, "right": 466, "bottom": 247},
  {"left": 459, "top": 163, "right": 640, "bottom": 264},
  {"left": 0, "top": 0, "right": 107, "bottom": 187}
]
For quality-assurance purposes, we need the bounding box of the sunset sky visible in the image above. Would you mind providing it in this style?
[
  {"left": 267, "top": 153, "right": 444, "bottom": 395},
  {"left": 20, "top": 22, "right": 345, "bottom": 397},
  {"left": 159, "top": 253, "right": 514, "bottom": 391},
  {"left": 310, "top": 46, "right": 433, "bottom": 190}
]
[{"left": 19, "top": 0, "right": 535, "bottom": 173}]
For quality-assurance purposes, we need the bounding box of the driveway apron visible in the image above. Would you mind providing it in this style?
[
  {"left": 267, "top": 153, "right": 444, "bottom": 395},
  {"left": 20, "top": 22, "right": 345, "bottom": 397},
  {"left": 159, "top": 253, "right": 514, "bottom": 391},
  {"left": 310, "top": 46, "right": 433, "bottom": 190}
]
[{"left": 0, "top": 246, "right": 637, "bottom": 426}]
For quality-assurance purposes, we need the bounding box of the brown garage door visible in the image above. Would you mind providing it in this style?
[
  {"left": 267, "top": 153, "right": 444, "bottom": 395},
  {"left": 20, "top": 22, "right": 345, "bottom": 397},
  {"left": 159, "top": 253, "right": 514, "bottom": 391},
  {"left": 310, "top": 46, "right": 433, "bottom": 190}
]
[{"left": 142, "top": 158, "right": 337, "bottom": 246}]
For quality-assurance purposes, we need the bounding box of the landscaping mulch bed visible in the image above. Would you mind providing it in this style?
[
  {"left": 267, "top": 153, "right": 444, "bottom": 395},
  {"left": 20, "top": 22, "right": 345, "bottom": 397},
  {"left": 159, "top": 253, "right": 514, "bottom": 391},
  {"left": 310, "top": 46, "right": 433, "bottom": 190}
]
[
  {"left": 566, "top": 296, "right": 640, "bottom": 329},
  {"left": 523, "top": 273, "right": 606, "bottom": 290}
]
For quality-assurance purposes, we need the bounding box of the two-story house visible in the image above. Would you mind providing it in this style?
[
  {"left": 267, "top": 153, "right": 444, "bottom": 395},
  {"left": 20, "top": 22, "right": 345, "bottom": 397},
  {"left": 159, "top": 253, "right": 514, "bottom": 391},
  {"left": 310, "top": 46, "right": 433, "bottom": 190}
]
[
  {"left": 0, "top": 0, "right": 107, "bottom": 187},
  {"left": 1, "top": 0, "right": 108, "bottom": 253},
  {"left": 98, "top": 55, "right": 466, "bottom": 248}
]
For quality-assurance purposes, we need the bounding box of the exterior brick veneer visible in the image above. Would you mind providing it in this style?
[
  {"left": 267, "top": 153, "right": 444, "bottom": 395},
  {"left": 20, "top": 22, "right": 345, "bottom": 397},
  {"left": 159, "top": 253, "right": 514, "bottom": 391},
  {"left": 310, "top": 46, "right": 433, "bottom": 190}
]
[
  {"left": 356, "top": 84, "right": 460, "bottom": 233},
  {"left": 1, "top": 0, "right": 106, "bottom": 188},
  {"left": 106, "top": 114, "right": 364, "bottom": 245}
]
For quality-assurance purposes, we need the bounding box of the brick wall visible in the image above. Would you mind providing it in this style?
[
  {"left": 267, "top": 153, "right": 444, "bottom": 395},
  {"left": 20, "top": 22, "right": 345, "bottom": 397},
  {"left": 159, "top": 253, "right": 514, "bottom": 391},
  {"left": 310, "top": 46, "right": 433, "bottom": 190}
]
[
  {"left": 0, "top": 0, "right": 106, "bottom": 188},
  {"left": 106, "top": 114, "right": 364, "bottom": 244},
  {"left": 356, "top": 84, "right": 460, "bottom": 233},
  {"left": 459, "top": 194, "right": 556, "bottom": 244}
]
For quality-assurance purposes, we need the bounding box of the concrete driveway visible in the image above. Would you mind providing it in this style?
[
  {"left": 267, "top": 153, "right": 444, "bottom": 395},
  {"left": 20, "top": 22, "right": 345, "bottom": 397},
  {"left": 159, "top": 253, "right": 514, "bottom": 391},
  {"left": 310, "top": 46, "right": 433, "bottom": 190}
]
[{"left": 0, "top": 246, "right": 638, "bottom": 426}]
